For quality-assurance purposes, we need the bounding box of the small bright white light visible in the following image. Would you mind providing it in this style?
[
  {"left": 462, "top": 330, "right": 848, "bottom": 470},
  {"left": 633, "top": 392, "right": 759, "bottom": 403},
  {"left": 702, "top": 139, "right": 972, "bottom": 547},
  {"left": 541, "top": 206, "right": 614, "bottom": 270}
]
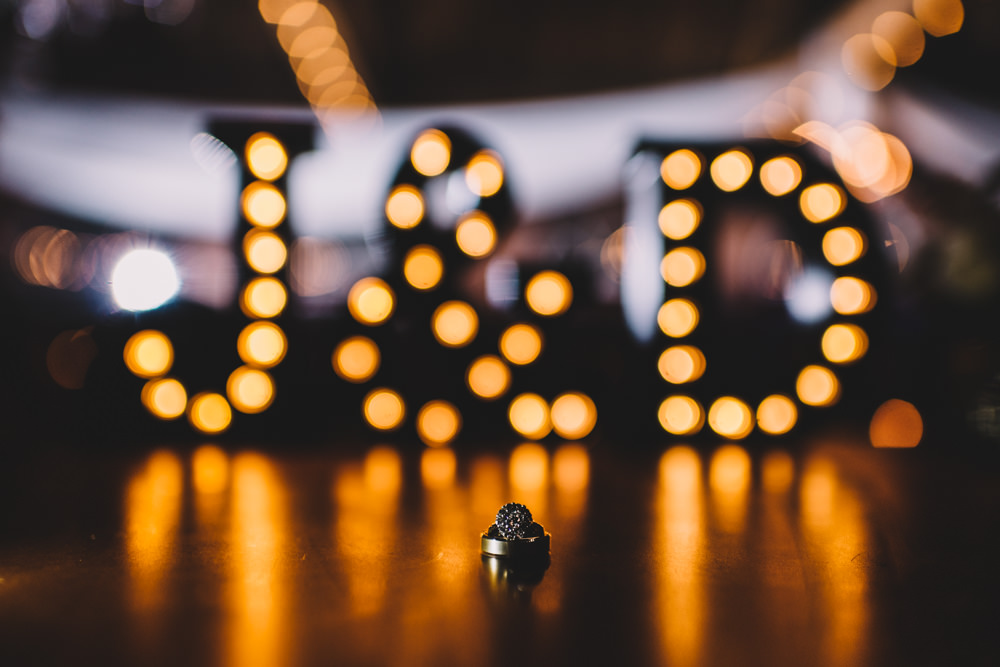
[
  {"left": 784, "top": 266, "right": 833, "bottom": 325},
  {"left": 111, "top": 249, "right": 180, "bottom": 312}
]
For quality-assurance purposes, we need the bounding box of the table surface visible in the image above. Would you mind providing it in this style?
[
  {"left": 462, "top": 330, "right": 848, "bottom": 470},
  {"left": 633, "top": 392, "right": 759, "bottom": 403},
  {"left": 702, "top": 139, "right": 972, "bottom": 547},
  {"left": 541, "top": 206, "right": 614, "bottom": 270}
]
[{"left": 1, "top": 434, "right": 998, "bottom": 667}]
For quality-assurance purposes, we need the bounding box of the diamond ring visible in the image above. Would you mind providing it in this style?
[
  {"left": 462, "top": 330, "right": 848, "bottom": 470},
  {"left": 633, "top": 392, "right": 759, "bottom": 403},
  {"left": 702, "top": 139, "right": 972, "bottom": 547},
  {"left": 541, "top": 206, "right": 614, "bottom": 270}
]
[{"left": 481, "top": 502, "right": 550, "bottom": 558}]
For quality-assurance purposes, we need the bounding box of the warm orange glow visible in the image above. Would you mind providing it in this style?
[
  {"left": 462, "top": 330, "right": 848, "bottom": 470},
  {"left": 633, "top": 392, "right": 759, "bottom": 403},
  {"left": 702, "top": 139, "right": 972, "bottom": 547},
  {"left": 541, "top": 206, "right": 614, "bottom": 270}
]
[
  {"left": 364, "top": 445, "right": 403, "bottom": 496},
  {"left": 708, "top": 444, "right": 751, "bottom": 533},
  {"left": 658, "top": 346, "right": 706, "bottom": 384},
  {"left": 276, "top": 2, "right": 335, "bottom": 49},
  {"left": 410, "top": 129, "right": 451, "bottom": 176},
  {"left": 833, "top": 123, "right": 901, "bottom": 196},
  {"left": 842, "top": 33, "right": 896, "bottom": 91},
  {"left": 141, "top": 378, "right": 188, "bottom": 420},
  {"left": 236, "top": 321, "right": 287, "bottom": 369},
  {"left": 244, "top": 230, "right": 288, "bottom": 274},
  {"left": 707, "top": 396, "right": 754, "bottom": 439},
  {"left": 658, "top": 199, "right": 702, "bottom": 240},
  {"left": 756, "top": 394, "right": 798, "bottom": 435},
  {"left": 710, "top": 149, "right": 753, "bottom": 192},
  {"left": 872, "top": 11, "right": 925, "bottom": 66},
  {"left": 822, "top": 227, "right": 866, "bottom": 266},
  {"left": 465, "top": 150, "right": 504, "bottom": 197},
  {"left": 287, "top": 25, "right": 339, "bottom": 59},
  {"left": 830, "top": 277, "right": 877, "bottom": 314},
  {"left": 553, "top": 443, "right": 590, "bottom": 493},
  {"left": 124, "top": 330, "right": 174, "bottom": 378},
  {"left": 657, "top": 298, "right": 699, "bottom": 338},
  {"left": 525, "top": 270, "right": 573, "bottom": 317},
  {"left": 188, "top": 392, "right": 233, "bottom": 434},
  {"left": 294, "top": 46, "right": 349, "bottom": 85},
  {"left": 240, "top": 277, "right": 288, "bottom": 319},
  {"left": 800, "top": 183, "right": 845, "bottom": 223},
  {"left": 499, "top": 323, "right": 543, "bottom": 365},
  {"left": 332, "top": 336, "right": 380, "bottom": 383},
  {"left": 913, "top": 0, "right": 964, "bottom": 37},
  {"left": 510, "top": 442, "right": 549, "bottom": 492},
  {"left": 466, "top": 355, "right": 511, "bottom": 400},
  {"left": 227, "top": 366, "right": 276, "bottom": 414},
  {"left": 796, "top": 365, "right": 841, "bottom": 407},
  {"left": 760, "top": 450, "right": 795, "bottom": 494},
  {"left": 759, "top": 156, "right": 803, "bottom": 196},
  {"left": 347, "top": 277, "right": 395, "bottom": 325},
  {"left": 363, "top": 388, "right": 405, "bottom": 431},
  {"left": 242, "top": 181, "right": 286, "bottom": 229},
  {"left": 245, "top": 132, "right": 288, "bottom": 181},
  {"left": 869, "top": 399, "right": 923, "bottom": 448},
  {"left": 658, "top": 395, "right": 704, "bottom": 435},
  {"left": 508, "top": 393, "right": 552, "bottom": 440},
  {"left": 403, "top": 245, "right": 444, "bottom": 291},
  {"left": 660, "top": 247, "right": 706, "bottom": 287},
  {"left": 660, "top": 149, "right": 702, "bottom": 190},
  {"left": 550, "top": 392, "right": 598, "bottom": 440},
  {"left": 420, "top": 447, "right": 456, "bottom": 490},
  {"left": 416, "top": 400, "right": 462, "bottom": 447},
  {"left": 192, "top": 445, "right": 229, "bottom": 495},
  {"left": 385, "top": 185, "right": 425, "bottom": 229},
  {"left": 455, "top": 212, "right": 497, "bottom": 258},
  {"left": 431, "top": 300, "right": 479, "bottom": 348},
  {"left": 821, "top": 323, "right": 869, "bottom": 364}
]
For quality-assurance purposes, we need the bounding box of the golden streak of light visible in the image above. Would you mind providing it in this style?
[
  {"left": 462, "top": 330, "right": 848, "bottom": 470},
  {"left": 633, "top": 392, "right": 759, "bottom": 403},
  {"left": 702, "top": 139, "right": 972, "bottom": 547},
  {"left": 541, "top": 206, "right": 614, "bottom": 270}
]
[
  {"left": 550, "top": 392, "right": 598, "bottom": 440},
  {"left": 363, "top": 388, "right": 405, "bottom": 431},
  {"left": 656, "top": 446, "right": 706, "bottom": 666},
  {"left": 822, "top": 227, "right": 867, "bottom": 266},
  {"left": 510, "top": 442, "right": 549, "bottom": 505},
  {"left": 227, "top": 366, "right": 276, "bottom": 414},
  {"left": 499, "top": 323, "right": 543, "bottom": 366},
  {"left": 465, "top": 151, "right": 504, "bottom": 197},
  {"left": 660, "top": 149, "right": 702, "bottom": 190},
  {"left": 913, "top": 0, "right": 964, "bottom": 37},
  {"left": 276, "top": 2, "right": 335, "bottom": 50},
  {"left": 658, "top": 199, "right": 702, "bottom": 240},
  {"left": 759, "top": 156, "right": 803, "bottom": 196},
  {"left": 421, "top": 447, "right": 457, "bottom": 490},
  {"left": 294, "top": 45, "right": 349, "bottom": 85},
  {"left": 830, "top": 277, "right": 877, "bottom": 315},
  {"left": 403, "top": 245, "right": 444, "bottom": 291},
  {"left": 124, "top": 330, "right": 174, "bottom": 379},
  {"left": 708, "top": 444, "right": 751, "bottom": 534},
  {"left": 799, "top": 183, "right": 845, "bottom": 223},
  {"left": 364, "top": 446, "right": 403, "bottom": 498},
  {"left": 658, "top": 346, "right": 707, "bottom": 384},
  {"left": 872, "top": 11, "right": 925, "bottom": 66},
  {"left": 245, "top": 132, "right": 288, "bottom": 181},
  {"left": 332, "top": 336, "right": 380, "bottom": 383},
  {"left": 228, "top": 453, "right": 288, "bottom": 667},
  {"left": 192, "top": 445, "right": 229, "bottom": 495},
  {"left": 760, "top": 450, "right": 795, "bottom": 494},
  {"left": 470, "top": 455, "right": 506, "bottom": 519},
  {"left": 466, "top": 355, "right": 511, "bottom": 400},
  {"left": 188, "top": 392, "right": 233, "bottom": 434},
  {"left": 240, "top": 277, "right": 288, "bottom": 319},
  {"left": 347, "top": 277, "right": 395, "bottom": 325},
  {"left": 756, "top": 394, "right": 798, "bottom": 435},
  {"left": 259, "top": 0, "right": 299, "bottom": 24},
  {"left": 455, "top": 212, "right": 497, "bottom": 258},
  {"left": 658, "top": 299, "right": 699, "bottom": 338},
  {"left": 796, "top": 365, "right": 841, "bottom": 407},
  {"left": 508, "top": 393, "right": 552, "bottom": 440},
  {"left": 287, "top": 25, "right": 339, "bottom": 59},
  {"left": 821, "top": 323, "right": 869, "bottom": 364},
  {"left": 525, "top": 270, "right": 573, "bottom": 317},
  {"left": 237, "top": 321, "right": 287, "bottom": 369},
  {"left": 417, "top": 400, "right": 462, "bottom": 447},
  {"left": 658, "top": 395, "right": 705, "bottom": 435},
  {"left": 241, "top": 181, "right": 286, "bottom": 229},
  {"left": 431, "top": 300, "right": 479, "bottom": 348},
  {"left": 707, "top": 396, "right": 754, "bottom": 440},
  {"left": 141, "top": 378, "right": 188, "bottom": 420},
  {"left": 385, "top": 185, "right": 425, "bottom": 229},
  {"left": 411, "top": 129, "right": 452, "bottom": 177},
  {"left": 126, "top": 450, "right": 183, "bottom": 612},
  {"left": 869, "top": 399, "right": 923, "bottom": 448},
  {"left": 660, "top": 247, "right": 706, "bottom": 287},
  {"left": 243, "top": 230, "right": 288, "bottom": 275},
  {"left": 710, "top": 149, "right": 754, "bottom": 192},
  {"left": 553, "top": 443, "right": 590, "bottom": 494}
]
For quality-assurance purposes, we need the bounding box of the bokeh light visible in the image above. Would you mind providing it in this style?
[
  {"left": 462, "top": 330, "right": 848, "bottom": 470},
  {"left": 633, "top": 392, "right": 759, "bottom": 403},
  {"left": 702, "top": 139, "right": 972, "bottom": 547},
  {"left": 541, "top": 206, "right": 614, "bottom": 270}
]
[
  {"left": 657, "top": 395, "right": 704, "bottom": 435},
  {"left": 660, "top": 247, "right": 706, "bottom": 287},
  {"left": 796, "top": 365, "right": 841, "bottom": 407},
  {"left": 363, "top": 388, "right": 405, "bottom": 431},
  {"left": 403, "top": 245, "right": 444, "bottom": 291},
  {"left": 800, "top": 183, "right": 845, "bottom": 223},
  {"left": 658, "top": 346, "right": 707, "bottom": 384},
  {"left": 821, "top": 323, "right": 869, "bottom": 364},
  {"left": 759, "top": 156, "right": 802, "bottom": 196},
  {"left": 508, "top": 393, "right": 552, "bottom": 440},
  {"left": 525, "top": 270, "right": 573, "bottom": 317},
  {"left": 455, "top": 212, "right": 497, "bottom": 258},
  {"left": 842, "top": 33, "right": 896, "bottom": 91},
  {"left": 500, "top": 323, "right": 543, "bottom": 365},
  {"left": 227, "top": 366, "right": 276, "bottom": 414},
  {"left": 761, "top": 450, "right": 795, "bottom": 494},
  {"left": 660, "top": 149, "right": 701, "bottom": 190},
  {"left": 869, "top": 399, "right": 923, "bottom": 448},
  {"left": 242, "top": 181, "right": 286, "bottom": 228},
  {"left": 550, "top": 392, "right": 598, "bottom": 440},
  {"left": 872, "top": 11, "right": 925, "bottom": 66},
  {"left": 465, "top": 150, "right": 504, "bottom": 197},
  {"left": 244, "top": 230, "right": 288, "bottom": 274},
  {"left": 348, "top": 277, "right": 395, "bottom": 325},
  {"left": 710, "top": 150, "right": 753, "bottom": 192},
  {"left": 245, "top": 132, "right": 288, "bottom": 181},
  {"left": 111, "top": 249, "right": 180, "bottom": 312},
  {"left": 188, "top": 392, "right": 233, "bottom": 434},
  {"left": 237, "top": 321, "right": 288, "bottom": 369},
  {"left": 913, "top": 0, "right": 964, "bottom": 37},
  {"left": 657, "top": 299, "right": 700, "bottom": 338},
  {"left": 410, "top": 129, "right": 451, "bottom": 177},
  {"left": 830, "top": 277, "right": 877, "bottom": 314},
  {"left": 707, "top": 396, "right": 754, "bottom": 439},
  {"left": 332, "top": 336, "right": 380, "bottom": 383},
  {"left": 466, "top": 355, "right": 511, "bottom": 400},
  {"left": 421, "top": 447, "right": 456, "bottom": 489},
  {"left": 141, "top": 378, "right": 187, "bottom": 420},
  {"left": 658, "top": 199, "right": 702, "bottom": 240},
  {"left": 756, "top": 394, "right": 798, "bottom": 435},
  {"left": 416, "top": 400, "right": 462, "bottom": 447},
  {"left": 431, "top": 301, "right": 479, "bottom": 348},
  {"left": 553, "top": 444, "right": 590, "bottom": 493},
  {"left": 124, "top": 330, "right": 174, "bottom": 378},
  {"left": 240, "top": 277, "right": 288, "bottom": 319},
  {"left": 192, "top": 445, "right": 229, "bottom": 495},
  {"left": 822, "top": 227, "right": 867, "bottom": 266},
  {"left": 385, "top": 185, "right": 425, "bottom": 229}
]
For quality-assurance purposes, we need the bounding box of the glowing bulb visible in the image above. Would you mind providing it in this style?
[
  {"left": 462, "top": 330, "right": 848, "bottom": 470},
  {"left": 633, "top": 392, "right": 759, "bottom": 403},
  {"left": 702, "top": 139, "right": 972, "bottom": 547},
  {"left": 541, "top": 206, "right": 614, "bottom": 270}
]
[
  {"left": 822, "top": 227, "right": 866, "bottom": 266},
  {"left": 111, "top": 249, "right": 179, "bottom": 312},
  {"left": 188, "top": 392, "right": 232, "bottom": 434},
  {"left": 660, "top": 247, "right": 706, "bottom": 287},
  {"left": 796, "top": 365, "right": 840, "bottom": 407},
  {"left": 385, "top": 185, "right": 424, "bottom": 229},
  {"left": 508, "top": 393, "right": 551, "bottom": 440},
  {"left": 550, "top": 392, "right": 597, "bottom": 440},
  {"left": 525, "top": 270, "right": 573, "bottom": 317},
  {"left": 707, "top": 396, "right": 754, "bottom": 439},
  {"left": 141, "top": 378, "right": 187, "bottom": 420},
  {"left": 411, "top": 129, "right": 451, "bottom": 177},
  {"left": 658, "top": 395, "right": 704, "bottom": 435},
  {"left": 431, "top": 301, "right": 479, "bottom": 348},
  {"left": 869, "top": 399, "right": 923, "bottom": 448},
  {"left": 348, "top": 277, "right": 395, "bottom": 325},
  {"left": 455, "top": 212, "right": 497, "bottom": 258},
  {"left": 363, "top": 388, "right": 405, "bottom": 431},
  {"left": 240, "top": 277, "right": 287, "bottom": 318},
  {"left": 124, "top": 330, "right": 174, "bottom": 378},
  {"left": 657, "top": 299, "right": 699, "bottom": 337},
  {"left": 658, "top": 346, "right": 706, "bottom": 384},
  {"left": 245, "top": 132, "right": 288, "bottom": 181},
  {"left": 821, "top": 323, "right": 869, "bottom": 364},
  {"left": 227, "top": 366, "right": 275, "bottom": 414},
  {"left": 759, "top": 156, "right": 802, "bottom": 196},
  {"left": 237, "top": 321, "right": 287, "bottom": 369},
  {"left": 913, "top": 0, "right": 964, "bottom": 37},
  {"left": 500, "top": 323, "right": 543, "bottom": 365},
  {"left": 403, "top": 245, "right": 444, "bottom": 291},
  {"left": 416, "top": 400, "right": 462, "bottom": 447},
  {"left": 660, "top": 149, "right": 701, "bottom": 189},
  {"left": 466, "top": 355, "right": 511, "bottom": 400},
  {"left": 241, "top": 181, "right": 286, "bottom": 228},
  {"left": 756, "top": 394, "right": 798, "bottom": 435},
  {"left": 658, "top": 199, "right": 702, "bottom": 240},
  {"left": 710, "top": 150, "right": 753, "bottom": 192},
  {"left": 830, "top": 277, "right": 876, "bottom": 314},
  {"left": 243, "top": 230, "right": 288, "bottom": 274},
  {"left": 800, "top": 183, "right": 845, "bottom": 223},
  {"left": 332, "top": 336, "right": 380, "bottom": 383},
  {"left": 465, "top": 151, "right": 504, "bottom": 197}
]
